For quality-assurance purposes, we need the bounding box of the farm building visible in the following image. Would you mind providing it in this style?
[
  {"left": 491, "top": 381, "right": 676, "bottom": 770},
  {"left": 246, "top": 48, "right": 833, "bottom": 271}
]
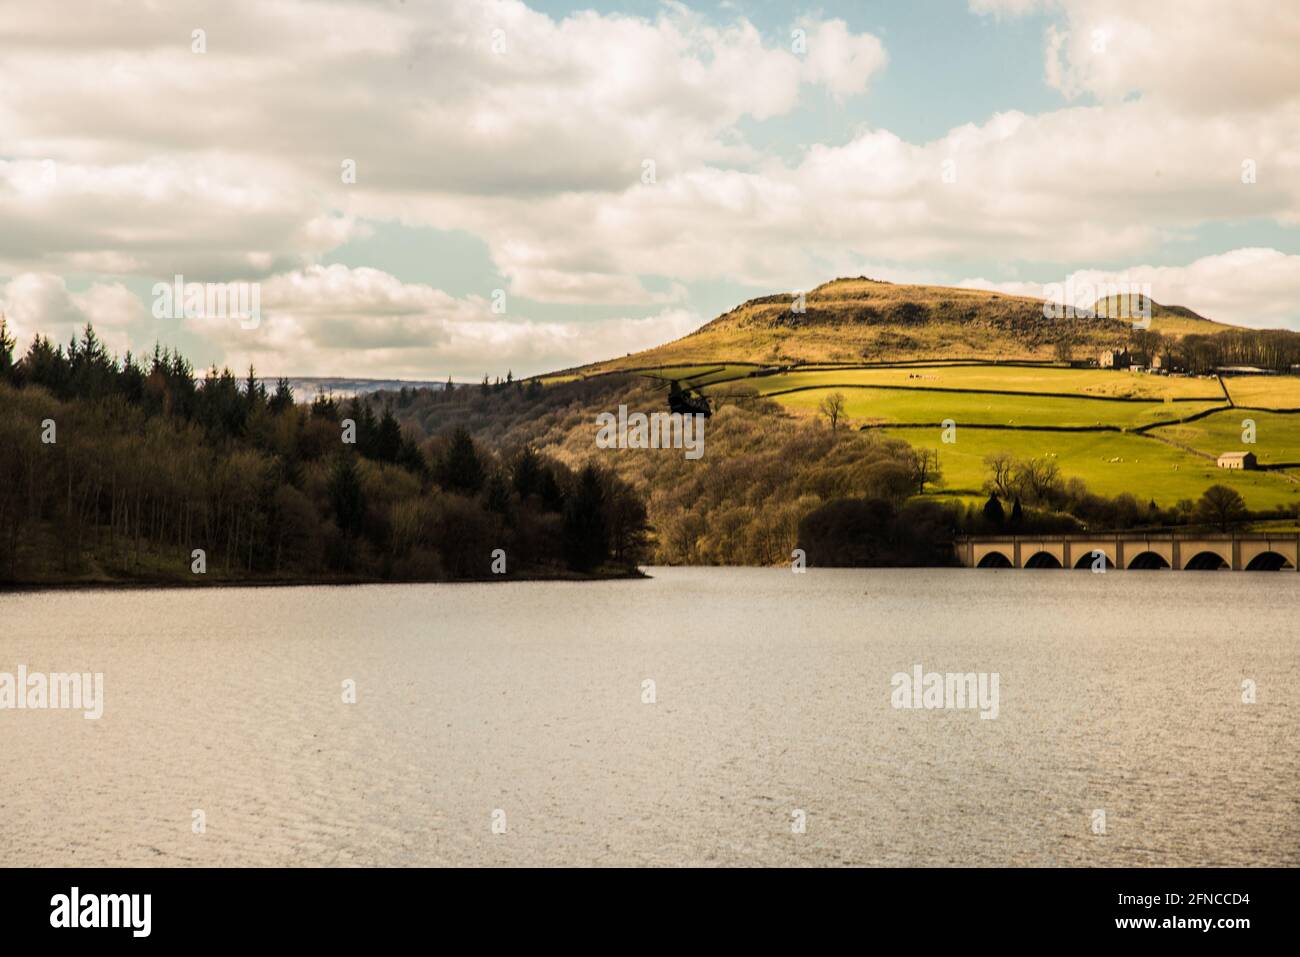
[
  {"left": 1216, "top": 451, "right": 1258, "bottom": 470},
  {"left": 1099, "top": 349, "right": 1130, "bottom": 368}
]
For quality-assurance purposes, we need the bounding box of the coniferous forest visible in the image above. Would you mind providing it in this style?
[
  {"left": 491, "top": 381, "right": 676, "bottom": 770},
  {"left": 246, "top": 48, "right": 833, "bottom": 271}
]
[{"left": 0, "top": 319, "right": 649, "bottom": 585}]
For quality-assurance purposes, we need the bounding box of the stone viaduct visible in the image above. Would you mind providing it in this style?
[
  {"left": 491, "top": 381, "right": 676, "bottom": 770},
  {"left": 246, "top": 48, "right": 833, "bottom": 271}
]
[{"left": 955, "top": 533, "right": 1300, "bottom": 570}]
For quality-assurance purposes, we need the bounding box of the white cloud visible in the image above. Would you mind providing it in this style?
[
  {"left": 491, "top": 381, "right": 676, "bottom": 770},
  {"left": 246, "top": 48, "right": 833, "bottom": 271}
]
[
  {"left": 414, "top": 98, "right": 1300, "bottom": 299},
  {"left": 968, "top": 0, "right": 1048, "bottom": 15},
  {"left": 959, "top": 248, "right": 1300, "bottom": 329},
  {"left": 3, "top": 0, "right": 1300, "bottom": 373},
  {"left": 0, "top": 0, "right": 885, "bottom": 198},
  {"left": 0, "top": 0, "right": 891, "bottom": 312},
  {"left": 973, "top": 0, "right": 1300, "bottom": 112},
  {"left": 181, "top": 264, "right": 703, "bottom": 377},
  {"left": 0, "top": 158, "right": 359, "bottom": 279},
  {"left": 796, "top": 19, "right": 889, "bottom": 99},
  {"left": 0, "top": 274, "right": 149, "bottom": 357}
]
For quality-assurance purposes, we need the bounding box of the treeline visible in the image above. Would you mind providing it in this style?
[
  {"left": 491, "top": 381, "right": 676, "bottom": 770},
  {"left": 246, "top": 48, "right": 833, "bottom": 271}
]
[
  {"left": 0, "top": 320, "right": 647, "bottom": 583},
  {"left": 1130, "top": 327, "right": 1300, "bottom": 373},
  {"left": 971, "top": 449, "right": 1296, "bottom": 534},
  {"left": 793, "top": 466, "right": 1286, "bottom": 569},
  {"left": 797, "top": 498, "right": 962, "bottom": 567}
]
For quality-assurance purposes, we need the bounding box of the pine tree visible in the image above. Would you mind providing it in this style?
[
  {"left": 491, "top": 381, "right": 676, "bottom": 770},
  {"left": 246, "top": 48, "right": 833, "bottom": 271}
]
[
  {"left": 120, "top": 351, "right": 145, "bottom": 403},
  {"left": 328, "top": 452, "right": 366, "bottom": 536},
  {"left": 1010, "top": 496, "right": 1023, "bottom": 527},
  {"left": 438, "top": 427, "right": 484, "bottom": 494},
  {"left": 563, "top": 464, "right": 608, "bottom": 572},
  {"left": 538, "top": 465, "right": 564, "bottom": 512},
  {"left": 269, "top": 378, "right": 295, "bottom": 415},
  {"left": 375, "top": 402, "right": 403, "bottom": 463},
  {"left": 512, "top": 446, "right": 543, "bottom": 499},
  {"left": 982, "top": 493, "right": 1005, "bottom": 527},
  {"left": 396, "top": 438, "right": 427, "bottom": 476},
  {"left": 485, "top": 471, "right": 512, "bottom": 517},
  {"left": 0, "top": 314, "right": 15, "bottom": 381},
  {"left": 311, "top": 391, "right": 338, "bottom": 420},
  {"left": 245, "top": 364, "right": 266, "bottom": 411}
]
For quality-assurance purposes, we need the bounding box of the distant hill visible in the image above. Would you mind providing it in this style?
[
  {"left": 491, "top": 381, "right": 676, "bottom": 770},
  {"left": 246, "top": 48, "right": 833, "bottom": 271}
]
[
  {"left": 570, "top": 278, "right": 1234, "bottom": 375},
  {"left": 257, "top": 376, "right": 454, "bottom": 399}
]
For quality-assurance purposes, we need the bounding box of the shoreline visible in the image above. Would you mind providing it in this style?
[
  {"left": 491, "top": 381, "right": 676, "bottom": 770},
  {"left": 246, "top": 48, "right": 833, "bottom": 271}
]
[{"left": 0, "top": 567, "right": 649, "bottom": 593}]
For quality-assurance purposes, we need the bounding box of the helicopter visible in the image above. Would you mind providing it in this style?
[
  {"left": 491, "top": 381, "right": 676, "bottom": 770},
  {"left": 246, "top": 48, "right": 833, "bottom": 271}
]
[{"left": 666, "top": 379, "right": 712, "bottom": 417}]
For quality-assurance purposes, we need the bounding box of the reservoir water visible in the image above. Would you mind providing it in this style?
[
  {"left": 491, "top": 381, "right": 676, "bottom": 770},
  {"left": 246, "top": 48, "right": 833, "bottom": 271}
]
[{"left": 2, "top": 567, "right": 1296, "bottom": 866}]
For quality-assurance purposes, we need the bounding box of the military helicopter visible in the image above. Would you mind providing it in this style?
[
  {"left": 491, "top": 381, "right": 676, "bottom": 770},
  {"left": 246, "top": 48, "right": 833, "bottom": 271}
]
[{"left": 666, "top": 379, "right": 712, "bottom": 417}]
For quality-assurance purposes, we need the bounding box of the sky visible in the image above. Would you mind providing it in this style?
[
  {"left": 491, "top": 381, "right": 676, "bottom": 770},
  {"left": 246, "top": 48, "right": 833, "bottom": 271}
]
[{"left": 1, "top": 0, "right": 1298, "bottom": 379}]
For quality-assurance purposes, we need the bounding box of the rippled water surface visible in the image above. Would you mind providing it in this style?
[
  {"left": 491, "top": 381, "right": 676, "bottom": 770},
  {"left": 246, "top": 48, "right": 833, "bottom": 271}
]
[{"left": 1, "top": 568, "right": 1296, "bottom": 866}]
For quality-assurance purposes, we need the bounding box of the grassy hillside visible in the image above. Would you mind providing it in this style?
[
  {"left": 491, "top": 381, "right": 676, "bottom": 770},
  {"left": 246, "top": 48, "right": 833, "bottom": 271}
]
[
  {"left": 540, "top": 358, "right": 1300, "bottom": 511},
  {"left": 699, "top": 363, "right": 1226, "bottom": 400},
  {"left": 572, "top": 277, "right": 1233, "bottom": 373},
  {"left": 531, "top": 278, "right": 1300, "bottom": 514}
]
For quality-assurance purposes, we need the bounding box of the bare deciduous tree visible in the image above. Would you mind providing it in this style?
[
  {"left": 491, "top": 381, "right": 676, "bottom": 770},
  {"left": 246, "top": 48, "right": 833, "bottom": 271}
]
[
  {"left": 983, "top": 451, "right": 1016, "bottom": 498},
  {"left": 911, "top": 448, "right": 941, "bottom": 494},
  {"left": 818, "top": 392, "right": 847, "bottom": 431},
  {"left": 1015, "top": 455, "right": 1061, "bottom": 504}
]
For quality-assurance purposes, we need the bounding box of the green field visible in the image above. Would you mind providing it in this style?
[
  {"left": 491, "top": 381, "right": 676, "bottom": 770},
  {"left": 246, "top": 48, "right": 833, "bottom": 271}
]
[
  {"left": 749, "top": 385, "right": 1223, "bottom": 430},
  {"left": 1150, "top": 409, "right": 1300, "bottom": 467},
  {"left": 887, "top": 427, "right": 1299, "bottom": 509},
  {"left": 1221, "top": 374, "right": 1300, "bottom": 409},
  {"left": 641, "top": 364, "right": 762, "bottom": 385},
  {"left": 637, "top": 361, "right": 1300, "bottom": 509},
  {"left": 709, "top": 364, "right": 1225, "bottom": 401}
]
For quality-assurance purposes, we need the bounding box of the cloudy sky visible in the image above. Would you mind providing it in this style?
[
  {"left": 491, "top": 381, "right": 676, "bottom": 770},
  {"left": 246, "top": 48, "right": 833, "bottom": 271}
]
[{"left": 2, "top": 0, "right": 1298, "bottom": 378}]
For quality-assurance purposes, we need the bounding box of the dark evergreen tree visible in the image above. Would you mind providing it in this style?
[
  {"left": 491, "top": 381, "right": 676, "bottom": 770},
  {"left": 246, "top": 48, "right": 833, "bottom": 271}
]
[
  {"left": 396, "top": 437, "right": 427, "bottom": 476},
  {"left": 438, "top": 427, "right": 484, "bottom": 494},
  {"left": 375, "top": 402, "right": 403, "bottom": 463},
  {"left": 512, "top": 446, "right": 543, "bottom": 499},
  {"left": 269, "top": 378, "right": 295, "bottom": 415},
  {"left": 69, "top": 324, "right": 114, "bottom": 399},
  {"left": 0, "top": 315, "right": 16, "bottom": 382},
  {"left": 485, "top": 470, "right": 512, "bottom": 517},
  {"left": 23, "top": 336, "right": 70, "bottom": 395},
  {"left": 328, "top": 452, "right": 366, "bottom": 536},
  {"left": 119, "top": 351, "right": 145, "bottom": 404},
  {"left": 538, "top": 465, "right": 565, "bottom": 512},
  {"left": 244, "top": 364, "right": 267, "bottom": 411},
  {"left": 982, "top": 493, "right": 1005, "bottom": 526},
  {"left": 562, "top": 463, "right": 608, "bottom": 571},
  {"left": 1010, "top": 496, "right": 1023, "bottom": 527},
  {"left": 311, "top": 391, "right": 338, "bottom": 420}
]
